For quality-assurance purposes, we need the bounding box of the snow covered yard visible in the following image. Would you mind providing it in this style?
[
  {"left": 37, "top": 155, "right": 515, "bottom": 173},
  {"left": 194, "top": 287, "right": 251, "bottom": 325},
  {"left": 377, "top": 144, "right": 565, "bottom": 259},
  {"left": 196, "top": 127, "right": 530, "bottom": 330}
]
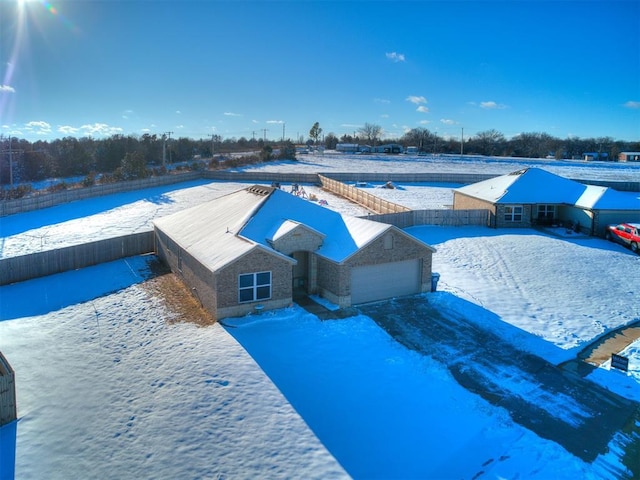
[
  {"left": 2, "top": 155, "right": 640, "bottom": 479},
  {"left": 0, "top": 253, "right": 637, "bottom": 479}
]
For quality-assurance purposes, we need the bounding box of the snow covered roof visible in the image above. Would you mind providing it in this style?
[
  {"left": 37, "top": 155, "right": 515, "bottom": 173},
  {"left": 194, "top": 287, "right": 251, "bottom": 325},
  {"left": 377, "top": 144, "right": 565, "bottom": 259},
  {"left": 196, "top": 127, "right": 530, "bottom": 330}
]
[
  {"left": 269, "top": 220, "right": 325, "bottom": 243},
  {"left": 454, "top": 168, "right": 586, "bottom": 204},
  {"left": 153, "top": 187, "right": 294, "bottom": 271},
  {"left": 455, "top": 167, "right": 640, "bottom": 210},
  {"left": 240, "top": 188, "right": 395, "bottom": 262},
  {"left": 155, "top": 185, "right": 429, "bottom": 270},
  {"left": 588, "top": 188, "right": 640, "bottom": 210}
]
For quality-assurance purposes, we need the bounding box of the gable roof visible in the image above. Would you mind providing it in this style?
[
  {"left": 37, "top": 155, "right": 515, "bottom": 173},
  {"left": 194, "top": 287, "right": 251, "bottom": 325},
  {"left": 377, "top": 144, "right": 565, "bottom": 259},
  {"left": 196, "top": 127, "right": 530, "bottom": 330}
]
[
  {"left": 455, "top": 167, "right": 639, "bottom": 211},
  {"left": 153, "top": 186, "right": 294, "bottom": 271},
  {"left": 155, "top": 185, "right": 434, "bottom": 271},
  {"left": 587, "top": 188, "right": 640, "bottom": 210},
  {"left": 240, "top": 187, "right": 394, "bottom": 262},
  {"left": 454, "top": 168, "right": 587, "bottom": 204}
]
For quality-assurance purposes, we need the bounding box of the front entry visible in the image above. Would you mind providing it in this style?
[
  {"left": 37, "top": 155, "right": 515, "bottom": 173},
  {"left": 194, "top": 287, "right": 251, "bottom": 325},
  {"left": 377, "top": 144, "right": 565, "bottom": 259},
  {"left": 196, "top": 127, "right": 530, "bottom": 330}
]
[{"left": 292, "top": 251, "right": 309, "bottom": 293}]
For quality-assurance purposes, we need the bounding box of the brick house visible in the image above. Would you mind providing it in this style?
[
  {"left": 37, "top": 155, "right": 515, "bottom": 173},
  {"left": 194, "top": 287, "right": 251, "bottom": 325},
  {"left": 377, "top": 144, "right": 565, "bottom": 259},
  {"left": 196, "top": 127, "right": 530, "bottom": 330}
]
[
  {"left": 453, "top": 168, "right": 640, "bottom": 234},
  {"left": 154, "top": 185, "right": 435, "bottom": 320}
]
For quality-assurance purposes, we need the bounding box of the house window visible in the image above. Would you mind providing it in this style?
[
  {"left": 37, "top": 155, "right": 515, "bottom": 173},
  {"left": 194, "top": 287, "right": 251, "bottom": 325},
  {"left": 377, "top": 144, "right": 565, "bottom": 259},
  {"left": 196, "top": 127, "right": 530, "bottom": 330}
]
[
  {"left": 504, "top": 205, "right": 523, "bottom": 222},
  {"left": 238, "top": 271, "right": 272, "bottom": 303},
  {"left": 537, "top": 205, "right": 555, "bottom": 224}
]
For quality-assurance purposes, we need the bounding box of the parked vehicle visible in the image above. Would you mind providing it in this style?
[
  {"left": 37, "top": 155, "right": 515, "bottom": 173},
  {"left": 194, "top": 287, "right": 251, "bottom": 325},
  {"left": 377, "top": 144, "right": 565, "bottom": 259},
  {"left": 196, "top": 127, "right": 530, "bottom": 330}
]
[{"left": 605, "top": 223, "right": 640, "bottom": 253}]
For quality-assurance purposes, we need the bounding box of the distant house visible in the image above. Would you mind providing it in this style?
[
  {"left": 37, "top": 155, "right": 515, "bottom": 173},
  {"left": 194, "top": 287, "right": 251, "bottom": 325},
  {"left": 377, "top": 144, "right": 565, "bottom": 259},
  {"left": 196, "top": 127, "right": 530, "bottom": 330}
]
[
  {"left": 619, "top": 152, "right": 640, "bottom": 162},
  {"left": 154, "top": 185, "right": 436, "bottom": 320},
  {"left": 453, "top": 168, "right": 640, "bottom": 235}
]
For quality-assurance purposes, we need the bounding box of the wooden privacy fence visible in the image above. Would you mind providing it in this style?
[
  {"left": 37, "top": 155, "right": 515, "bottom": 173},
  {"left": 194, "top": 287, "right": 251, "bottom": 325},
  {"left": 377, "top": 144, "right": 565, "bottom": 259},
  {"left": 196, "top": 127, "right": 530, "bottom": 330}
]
[
  {"left": 363, "top": 209, "right": 489, "bottom": 228},
  {"left": 204, "top": 171, "right": 319, "bottom": 184},
  {"left": 0, "top": 172, "right": 201, "bottom": 217},
  {"left": 0, "top": 351, "right": 17, "bottom": 427},
  {"left": 0, "top": 231, "right": 155, "bottom": 285},
  {"left": 4, "top": 169, "right": 637, "bottom": 218},
  {"left": 318, "top": 175, "right": 411, "bottom": 214}
]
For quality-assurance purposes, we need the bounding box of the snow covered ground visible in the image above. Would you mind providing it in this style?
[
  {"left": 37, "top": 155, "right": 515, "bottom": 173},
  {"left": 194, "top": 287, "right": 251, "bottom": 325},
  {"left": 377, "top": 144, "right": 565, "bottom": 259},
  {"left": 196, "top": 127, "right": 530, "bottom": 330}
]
[
  {"left": 241, "top": 151, "right": 640, "bottom": 182},
  {"left": 1, "top": 154, "right": 640, "bottom": 479}
]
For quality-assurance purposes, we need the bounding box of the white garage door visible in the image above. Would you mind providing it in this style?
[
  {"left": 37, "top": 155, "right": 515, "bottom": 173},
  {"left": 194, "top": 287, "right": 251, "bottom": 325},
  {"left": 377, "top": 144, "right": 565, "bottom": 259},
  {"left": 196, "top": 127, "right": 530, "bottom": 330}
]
[{"left": 350, "top": 259, "right": 421, "bottom": 304}]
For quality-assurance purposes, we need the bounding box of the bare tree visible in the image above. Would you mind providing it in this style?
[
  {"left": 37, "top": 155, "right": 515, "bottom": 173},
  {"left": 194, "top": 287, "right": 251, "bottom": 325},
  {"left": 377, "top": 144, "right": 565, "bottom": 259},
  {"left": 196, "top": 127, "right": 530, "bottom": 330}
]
[{"left": 358, "top": 123, "right": 383, "bottom": 145}]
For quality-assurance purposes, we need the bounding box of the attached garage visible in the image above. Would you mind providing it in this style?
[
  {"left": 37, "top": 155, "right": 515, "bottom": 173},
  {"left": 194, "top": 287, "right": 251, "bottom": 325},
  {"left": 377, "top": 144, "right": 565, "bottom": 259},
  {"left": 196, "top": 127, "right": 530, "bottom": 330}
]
[{"left": 350, "top": 259, "right": 422, "bottom": 304}]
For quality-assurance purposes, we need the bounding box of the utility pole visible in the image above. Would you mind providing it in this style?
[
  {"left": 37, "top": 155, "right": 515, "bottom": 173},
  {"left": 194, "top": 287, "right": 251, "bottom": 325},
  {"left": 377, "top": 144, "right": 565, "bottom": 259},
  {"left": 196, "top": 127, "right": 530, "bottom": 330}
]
[
  {"left": 282, "top": 123, "right": 285, "bottom": 142},
  {"left": 9, "top": 136, "right": 12, "bottom": 189},
  {"left": 1, "top": 136, "right": 22, "bottom": 190},
  {"left": 162, "top": 131, "right": 173, "bottom": 166},
  {"left": 460, "top": 127, "right": 464, "bottom": 156},
  {"left": 262, "top": 129, "right": 268, "bottom": 141},
  {"left": 211, "top": 134, "right": 216, "bottom": 158}
]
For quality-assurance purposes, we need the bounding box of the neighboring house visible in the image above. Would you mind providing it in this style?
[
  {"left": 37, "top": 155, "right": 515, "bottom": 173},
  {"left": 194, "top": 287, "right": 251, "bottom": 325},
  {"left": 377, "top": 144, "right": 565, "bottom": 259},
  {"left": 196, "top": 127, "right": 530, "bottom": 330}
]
[
  {"left": 154, "top": 185, "right": 436, "bottom": 320},
  {"left": 453, "top": 168, "right": 640, "bottom": 235},
  {"left": 619, "top": 152, "right": 640, "bottom": 162}
]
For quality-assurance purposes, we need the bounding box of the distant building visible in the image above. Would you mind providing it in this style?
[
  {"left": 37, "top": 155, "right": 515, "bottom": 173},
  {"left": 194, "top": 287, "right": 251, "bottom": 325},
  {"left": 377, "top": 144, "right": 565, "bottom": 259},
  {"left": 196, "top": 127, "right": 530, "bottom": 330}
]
[
  {"left": 583, "top": 152, "right": 609, "bottom": 161},
  {"left": 373, "top": 143, "right": 403, "bottom": 154},
  {"left": 619, "top": 152, "right": 640, "bottom": 162},
  {"left": 336, "top": 144, "right": 372, "bottom": 154}
]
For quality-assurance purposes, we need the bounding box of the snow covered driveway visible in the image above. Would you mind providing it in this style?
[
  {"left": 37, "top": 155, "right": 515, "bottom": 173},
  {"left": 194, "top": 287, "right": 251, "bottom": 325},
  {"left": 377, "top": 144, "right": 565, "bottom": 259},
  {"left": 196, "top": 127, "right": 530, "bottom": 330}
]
[{"left": 361, "top": 295, "right": 640, "bottom": 465}]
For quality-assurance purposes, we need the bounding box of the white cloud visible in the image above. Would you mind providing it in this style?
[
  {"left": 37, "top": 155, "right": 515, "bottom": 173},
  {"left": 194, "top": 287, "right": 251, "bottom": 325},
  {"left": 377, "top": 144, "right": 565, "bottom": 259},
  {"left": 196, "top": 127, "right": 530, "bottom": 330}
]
[
  {"left": 266, "top": 120, "right": 284, "bottom": 124},
  {"left": 176, "top": 125, "right": 185, "bottom": 129},
  {"left": 79, "top": 123, "right": 123, "bottom": 137},
  {"left": 176, "top": 110, "right": 182, "bottom": 115},
  {"left": 25, "top": 121, "right": 52, "bottom": 135},
  {"left": 0, "top": 84, "right": 15, "bottom": 93},
  {"left": 440, "top": 119, "right": 457, "bottom": 125},
  {"left": 380, "top": 114, "right": 389, "bottom": 118},
  {"left": 406, "top": 95, "right": 427, "bottom": 105},
  {"left": 224, "top": 112, "right": 242, "bottom": 117},
  {"left": 624, "top": 100, "right": 640, "bottom": 109},
  {"left": 385, "top": 52, "right": 405, "bottom": 62},
  {"left": 374, "top": 98, "right": 391, "bottom": 104},
  {"left": 58, "top": 125, "right": 80, "bottom": 135},
  {"left": 416, "top": 106, "right": 429, "bottom": 113},
  {"left": 419, "top": 120, "right": 431, "bottom": 125},
  {"left": 479, "top": 101, "right": 507, "bottom": 109}
]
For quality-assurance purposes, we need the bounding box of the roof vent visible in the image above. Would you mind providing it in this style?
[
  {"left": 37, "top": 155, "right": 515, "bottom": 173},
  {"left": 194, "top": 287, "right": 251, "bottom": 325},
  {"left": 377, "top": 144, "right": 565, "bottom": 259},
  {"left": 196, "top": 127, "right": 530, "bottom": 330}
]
[
  {"left": 246, "top": 185, "right": 274, "bottom": 196},
  {"left": 509, "top": 168, "right": 528, "bottom": 176}
]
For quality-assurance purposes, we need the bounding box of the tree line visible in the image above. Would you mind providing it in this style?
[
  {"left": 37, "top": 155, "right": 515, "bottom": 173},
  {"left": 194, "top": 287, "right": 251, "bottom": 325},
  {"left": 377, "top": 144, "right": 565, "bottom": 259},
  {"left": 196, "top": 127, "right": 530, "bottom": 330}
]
[
  {"left": 321, "top": 124, "right": 639, "bottom": 160},
  {"left": 1, "top": 126, "right": 638, "bottom": 196},
  {"left": 0, "top": 134, "right": 296, "bottom": 196}
]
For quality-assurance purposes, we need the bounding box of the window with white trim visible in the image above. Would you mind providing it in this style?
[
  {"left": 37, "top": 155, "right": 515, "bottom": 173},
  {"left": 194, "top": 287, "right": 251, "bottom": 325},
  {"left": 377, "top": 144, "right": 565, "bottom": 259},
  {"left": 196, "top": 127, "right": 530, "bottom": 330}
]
[
  {"left": 537, "top": 204, "right": 555, "bottom": 218},
  {"left": 238, "top": 271, "right": 272, "bottom": 303},
  {"left": 504, "top": 205, "right": 523, "bottom": 222}
]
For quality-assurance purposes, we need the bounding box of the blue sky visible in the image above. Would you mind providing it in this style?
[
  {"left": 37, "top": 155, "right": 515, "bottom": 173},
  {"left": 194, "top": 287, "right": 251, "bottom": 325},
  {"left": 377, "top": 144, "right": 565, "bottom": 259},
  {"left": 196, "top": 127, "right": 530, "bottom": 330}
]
[{"left": 1, "top": 0, "right": 639, "bottom": 142}]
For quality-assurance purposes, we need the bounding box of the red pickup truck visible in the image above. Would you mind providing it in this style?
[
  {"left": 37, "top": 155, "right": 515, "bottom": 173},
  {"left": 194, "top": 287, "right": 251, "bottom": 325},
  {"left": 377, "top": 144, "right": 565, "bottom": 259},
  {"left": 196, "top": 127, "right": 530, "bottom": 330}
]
[{"left": 605, "top": 223, "right": 640, "bottom": 254}]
